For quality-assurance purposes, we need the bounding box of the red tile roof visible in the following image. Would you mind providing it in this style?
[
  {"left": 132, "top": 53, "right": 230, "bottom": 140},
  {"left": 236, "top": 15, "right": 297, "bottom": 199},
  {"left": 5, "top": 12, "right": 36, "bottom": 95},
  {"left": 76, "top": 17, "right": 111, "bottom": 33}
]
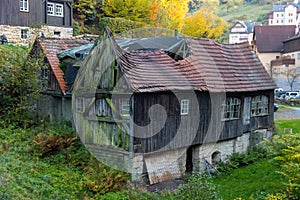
[
  {"left": 254, "top": 25, "right": 295, "bottom": 53},
  {"left": 37, "top": 37, "right": 93, "bottom": 94},
  {"left": 112, "top": 37, "right": 277, "bottom": 93}
]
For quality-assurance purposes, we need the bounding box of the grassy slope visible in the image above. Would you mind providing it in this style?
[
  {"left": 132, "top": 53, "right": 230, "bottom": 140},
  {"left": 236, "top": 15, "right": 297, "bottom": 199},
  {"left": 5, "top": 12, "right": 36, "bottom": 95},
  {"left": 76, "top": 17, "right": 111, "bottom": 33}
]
[
  {"left": 217, "top": 3, "right": 272, "bottom": 26},
  {"left": 212, "top": 159, "right": 284, "bottom": 200},
  {"left": 211, "top": 120, "right": 300, "bottom": 199},
  {"left": 0, "top": 125, "right": 129, "bottom": 200}
]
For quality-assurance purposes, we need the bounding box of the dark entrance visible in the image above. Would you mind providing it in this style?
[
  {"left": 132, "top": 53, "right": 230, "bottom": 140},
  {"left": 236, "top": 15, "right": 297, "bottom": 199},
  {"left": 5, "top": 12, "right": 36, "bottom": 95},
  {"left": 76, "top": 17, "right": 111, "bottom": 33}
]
[{"left": 186, "top": 146, "right": 193, "bottom": 173}]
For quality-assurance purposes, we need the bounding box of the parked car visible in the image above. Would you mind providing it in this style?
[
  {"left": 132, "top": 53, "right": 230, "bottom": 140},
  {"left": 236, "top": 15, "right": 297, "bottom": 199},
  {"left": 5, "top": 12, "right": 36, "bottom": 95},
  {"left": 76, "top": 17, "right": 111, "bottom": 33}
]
[
  {"left": 274, "top": 103, "right": 278, "bottom": 112},
  {"left": 284, "top": 92, "right": 299, "bottom": 100}
]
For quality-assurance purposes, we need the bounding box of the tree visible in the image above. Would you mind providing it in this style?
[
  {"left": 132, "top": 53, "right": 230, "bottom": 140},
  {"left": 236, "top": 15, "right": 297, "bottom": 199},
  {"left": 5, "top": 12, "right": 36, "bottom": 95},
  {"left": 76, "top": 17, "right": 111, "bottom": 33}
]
[
  {"left": 73, "top": 0, "right": 99, "bottom": 23},
  {"left": 182, "top": 8, "right": 227, "bottom": 40},
  {"left": 101, "top": 0, "right": 151, "bottom": 23},
  {"left": 157, "top": 0, "right": 190, "bottom": 31},
  {"left": 286, "top": 68, "right": 300, "bottom": 91},
  {"left": 0, "top": 45, "right": 44, "bottom": 127}
]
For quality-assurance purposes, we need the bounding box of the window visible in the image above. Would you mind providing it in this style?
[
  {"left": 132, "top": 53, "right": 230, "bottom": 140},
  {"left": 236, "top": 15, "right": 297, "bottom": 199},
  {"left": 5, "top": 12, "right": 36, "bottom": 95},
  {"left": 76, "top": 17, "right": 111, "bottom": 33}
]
[
  {"left": 180, "top": 99, "right": 189, "bottom": 115},
  {"left": 47, "top": 2, "right": 63, "bottom": 17},
  {"left": 47, "top": 3, "right": 54, "bottom": 15},
  {"left": 21, "top": 29, "right": 29, "bottom": 39},
  {"left": 222, "top": 97, "right": 241, "bottom": 120},
  {"left": 251, "top": 95, "right": 269, "bottom": 116},
  {"left": 120, "top": 99, "right": 130, "bottom": 117},
  {"left": 55, "top": 4, "right": 63, "bottom": 16},
  {"left": 20, "top": 0, "right": 29, "bottom": 12},
  {"left": 297, "top": 53, "right": 300, "bottom": 60},
  {"left": 76, "top": 98, "right": 85, "bottom": 113}
]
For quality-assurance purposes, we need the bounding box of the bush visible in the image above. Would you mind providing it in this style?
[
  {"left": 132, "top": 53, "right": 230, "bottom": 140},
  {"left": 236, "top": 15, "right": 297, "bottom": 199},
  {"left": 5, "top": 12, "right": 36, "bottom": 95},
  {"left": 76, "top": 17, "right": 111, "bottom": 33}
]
[
  {"left": 175, "top": 173, "right": 219, "bottom": 200},
  {"left": 217, "top": 148, "right": 266, "bottom": 174},
  {"left": 264, "top": 131, "right": 300, "bottom": 199},
  {"left": 99, "top": 17, "right": 148, "bottom": 34}
]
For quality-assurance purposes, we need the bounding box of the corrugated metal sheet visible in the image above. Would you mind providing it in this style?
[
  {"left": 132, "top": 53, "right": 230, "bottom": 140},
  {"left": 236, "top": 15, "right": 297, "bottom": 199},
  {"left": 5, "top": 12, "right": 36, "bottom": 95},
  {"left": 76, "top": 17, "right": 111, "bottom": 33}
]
[
  {"left": 110, "top": 33, "right": 277, "bottom": 93},
  {"left": 144, "top": 152, "right": 182, "bottom": 184}
]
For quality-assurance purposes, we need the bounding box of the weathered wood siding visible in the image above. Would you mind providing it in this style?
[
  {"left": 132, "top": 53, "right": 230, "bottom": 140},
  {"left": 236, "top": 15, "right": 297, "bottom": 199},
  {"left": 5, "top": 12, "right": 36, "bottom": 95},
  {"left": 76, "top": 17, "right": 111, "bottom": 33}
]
[
  {"left": 133, "top": 90, "right": 274, "bottom": 153},
  {"left": 0, "top": 0, "right": 41, "bottom": 26},
  {"left": 73, "top": 33, "right": 131, "bottom": 152},
  {"left": 0, "top": 0, "right": 72, "bottom": 27},
  {"left": 37, "top": 94, "right": 73, "bottom": 122},
  {"left": 42, "top": 1, "right": 72, "bottom": 27}
]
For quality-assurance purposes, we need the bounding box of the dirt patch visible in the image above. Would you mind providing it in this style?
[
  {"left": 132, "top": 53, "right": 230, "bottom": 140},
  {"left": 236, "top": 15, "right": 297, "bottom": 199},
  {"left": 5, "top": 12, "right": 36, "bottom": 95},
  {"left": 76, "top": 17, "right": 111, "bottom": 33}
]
[{"left": 146, "top": 179, "right": 186, "bottom": 192}]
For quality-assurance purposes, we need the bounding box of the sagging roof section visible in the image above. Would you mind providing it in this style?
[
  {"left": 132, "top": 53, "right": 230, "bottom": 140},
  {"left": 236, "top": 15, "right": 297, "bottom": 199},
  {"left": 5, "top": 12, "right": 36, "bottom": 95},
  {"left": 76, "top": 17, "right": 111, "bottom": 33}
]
[{"left": 106, "top": 28, "right": 277, "bottom": 93}]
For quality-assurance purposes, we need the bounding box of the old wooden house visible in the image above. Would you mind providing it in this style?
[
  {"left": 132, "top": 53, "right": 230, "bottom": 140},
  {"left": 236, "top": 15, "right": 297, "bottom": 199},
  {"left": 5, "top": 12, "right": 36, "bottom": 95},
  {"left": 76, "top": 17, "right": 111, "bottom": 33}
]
[
  {"left": 73, "top": 29, "right": 277, "bottom": 184},
  {"left": 0, "top": 0, "right": 73, "bottom": 45},
  {"left": 29, "top": 36, "right": 95, "bottom": 121}
]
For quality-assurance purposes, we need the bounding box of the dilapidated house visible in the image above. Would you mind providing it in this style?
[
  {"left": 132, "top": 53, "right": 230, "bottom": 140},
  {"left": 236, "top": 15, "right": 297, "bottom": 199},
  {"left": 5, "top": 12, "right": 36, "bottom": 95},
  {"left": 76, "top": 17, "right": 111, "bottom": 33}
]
[
  {"left": 73, "top": 28, "right": 277, "bottom": 184},
  {"left": 29, "top": 36, "right": 95, "bottom": 121}
]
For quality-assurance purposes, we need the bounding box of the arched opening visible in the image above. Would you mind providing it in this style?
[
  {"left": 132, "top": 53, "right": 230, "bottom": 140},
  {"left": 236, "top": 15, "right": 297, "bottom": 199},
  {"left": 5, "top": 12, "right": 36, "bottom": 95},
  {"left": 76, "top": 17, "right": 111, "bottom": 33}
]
[{"left": 211, "top": 151, "right": 221, "bottom": 166}]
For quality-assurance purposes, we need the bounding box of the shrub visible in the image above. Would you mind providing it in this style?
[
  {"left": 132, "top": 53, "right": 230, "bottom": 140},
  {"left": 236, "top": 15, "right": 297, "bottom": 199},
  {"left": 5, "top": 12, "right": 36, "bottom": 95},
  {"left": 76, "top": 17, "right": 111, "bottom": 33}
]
[
  {"left": 175, "top": 173, "right": 219, "bottom": 200},
  {"left": 217, "top": 148, "right": 266, "bottom": 174},
  {"left": 264, "top": 132, "right": 300, "bottom": 199},
  {"left": 99, "top": 17, "right": 148, "bottom": 34}
]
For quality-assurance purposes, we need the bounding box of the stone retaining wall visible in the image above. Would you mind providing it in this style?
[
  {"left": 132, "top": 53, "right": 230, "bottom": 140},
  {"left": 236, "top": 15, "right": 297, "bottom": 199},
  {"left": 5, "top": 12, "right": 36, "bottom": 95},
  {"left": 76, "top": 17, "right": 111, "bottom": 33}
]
[{"left": 0, "top": 25, "right": 73, "bottom": 46}]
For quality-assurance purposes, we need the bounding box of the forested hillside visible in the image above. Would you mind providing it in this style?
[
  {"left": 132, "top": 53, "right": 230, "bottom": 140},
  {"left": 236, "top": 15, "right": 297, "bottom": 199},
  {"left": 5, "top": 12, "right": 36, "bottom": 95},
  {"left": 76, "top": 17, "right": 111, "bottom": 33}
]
[{"left": 72, "top": 0, "right": 283, "bottom": 41}]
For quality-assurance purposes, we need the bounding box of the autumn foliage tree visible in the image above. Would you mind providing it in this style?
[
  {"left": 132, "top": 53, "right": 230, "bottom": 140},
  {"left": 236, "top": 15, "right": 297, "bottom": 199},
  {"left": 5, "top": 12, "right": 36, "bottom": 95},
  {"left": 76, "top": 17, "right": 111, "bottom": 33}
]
[{"left": 182, "top": 8, "right": 227, "bottom": 40}]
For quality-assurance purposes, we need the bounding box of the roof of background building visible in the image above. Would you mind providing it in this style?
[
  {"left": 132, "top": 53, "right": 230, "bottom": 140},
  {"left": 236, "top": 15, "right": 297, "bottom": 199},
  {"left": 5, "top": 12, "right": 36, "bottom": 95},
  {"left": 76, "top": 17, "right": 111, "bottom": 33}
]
[{"left": 253, "top": 25, "right": 295, "bottom": 52}]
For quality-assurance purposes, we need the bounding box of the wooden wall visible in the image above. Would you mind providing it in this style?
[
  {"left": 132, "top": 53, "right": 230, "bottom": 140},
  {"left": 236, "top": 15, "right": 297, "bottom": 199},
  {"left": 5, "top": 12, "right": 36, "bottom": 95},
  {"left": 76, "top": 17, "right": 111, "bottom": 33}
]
[
  {"left": 0, "top": 0, "right": 41, "bottom": 26},
  {"left": 133, "top": 90, "right": 274, "bottom": 153},
  {"left": 0, "top": 0, "right": 72, "bottom": 27}
]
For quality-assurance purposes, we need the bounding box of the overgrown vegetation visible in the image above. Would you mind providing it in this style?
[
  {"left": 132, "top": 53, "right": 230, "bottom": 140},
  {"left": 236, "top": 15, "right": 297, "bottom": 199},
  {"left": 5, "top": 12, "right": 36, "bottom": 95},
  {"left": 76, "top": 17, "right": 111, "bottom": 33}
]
[
  {"left": 0, "top": 122, "right": 129, "bottom": 199},
  {"left": 0, "top": 45, "right": 39, "bottom": 128}
]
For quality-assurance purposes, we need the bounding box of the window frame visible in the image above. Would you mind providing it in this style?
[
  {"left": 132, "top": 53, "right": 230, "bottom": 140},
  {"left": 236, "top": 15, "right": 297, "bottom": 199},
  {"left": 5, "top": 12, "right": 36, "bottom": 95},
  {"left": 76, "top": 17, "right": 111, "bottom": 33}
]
[
  {"left": 47, "top": 2, "right": 64, "bottom": 17},
  {"left": 222, "top": 97, "right": 241, "bottom": 120},
  {"left": 55, "top": 4, "right": 64, "bottom": 17},
  {"left": 251, "top": 95, "right": 269, "bottom": 117},
  {"left": 180, "top": 99, "right": 189, "bottom": 115},
  {"left": 76, "top": 98, "right": 85, "bottom": 113},
  {"left": 20, "top": 29, "right": 29, "bottom": 39},
  {"left": 47, "top": 2, "right": 54, "bottom": 15},
  {"left": 120, "top": 99, "right": 130, "bottom": 117},
  {"left": 20, "top": 0, "right": 29, "bottom": 12}
]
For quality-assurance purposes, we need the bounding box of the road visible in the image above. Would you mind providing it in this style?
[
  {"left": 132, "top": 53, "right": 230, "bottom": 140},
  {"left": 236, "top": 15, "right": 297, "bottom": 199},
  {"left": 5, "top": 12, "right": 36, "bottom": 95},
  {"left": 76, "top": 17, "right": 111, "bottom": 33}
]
[{"left": 274, "top": 107, "right": 300, "bottom": 120}]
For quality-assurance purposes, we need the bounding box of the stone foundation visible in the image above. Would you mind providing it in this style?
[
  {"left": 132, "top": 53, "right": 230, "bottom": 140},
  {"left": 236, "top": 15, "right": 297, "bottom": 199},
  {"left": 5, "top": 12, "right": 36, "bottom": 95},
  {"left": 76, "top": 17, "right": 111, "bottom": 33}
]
[
  {"left": 0, "top": 25, "right": 73, "bottom": 46},
  {"left": 130, "top": 130, "right": 271, "bottom": 184}
]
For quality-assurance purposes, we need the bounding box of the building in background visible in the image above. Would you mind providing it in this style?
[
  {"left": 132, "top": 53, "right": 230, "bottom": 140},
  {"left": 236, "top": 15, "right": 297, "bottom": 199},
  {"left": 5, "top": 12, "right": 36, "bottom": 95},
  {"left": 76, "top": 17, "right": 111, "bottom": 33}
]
[
  {"left": 229, "top": 21, "right": 261, "bottom": 44},
  {"left": 0, "top": 0, "right": 73, "bottom": 45}
]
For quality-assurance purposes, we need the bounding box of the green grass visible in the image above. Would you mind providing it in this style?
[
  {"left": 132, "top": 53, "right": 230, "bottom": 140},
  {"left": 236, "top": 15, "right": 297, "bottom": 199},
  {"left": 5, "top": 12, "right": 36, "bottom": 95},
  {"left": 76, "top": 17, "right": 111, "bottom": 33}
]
[
  {"left": 217, "top": 3, "right": 271, "bottom": 26},
  {"left": 212, "top": 159, "right": 284, "bottom": 200},
  {"left": 275, "top": 119, "right": 300, "bottom": 133}
]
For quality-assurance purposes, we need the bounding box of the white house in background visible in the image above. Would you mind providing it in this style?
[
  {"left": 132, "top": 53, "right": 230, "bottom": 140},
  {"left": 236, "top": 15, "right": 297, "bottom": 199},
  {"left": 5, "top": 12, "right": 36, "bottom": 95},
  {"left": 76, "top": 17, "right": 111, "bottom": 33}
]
[
  {"left": 229, "top": 21, "right": 261, "bottom": 44},
  {"left": 268, "top": 2, "right": 300, "bottom": 26}
]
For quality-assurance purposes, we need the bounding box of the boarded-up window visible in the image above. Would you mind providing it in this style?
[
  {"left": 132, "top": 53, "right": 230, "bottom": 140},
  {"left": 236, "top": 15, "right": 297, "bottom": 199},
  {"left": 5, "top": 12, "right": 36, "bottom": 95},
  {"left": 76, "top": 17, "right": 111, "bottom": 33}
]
[
  {"left": 180, "top": 99, "right": 189, "bottom": 115},
  {"left": 251, "top": 95, "right": 269, "bottom": 116},
  {"left": 222, "top": 97, "right": 241, "bottom": 120}
]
